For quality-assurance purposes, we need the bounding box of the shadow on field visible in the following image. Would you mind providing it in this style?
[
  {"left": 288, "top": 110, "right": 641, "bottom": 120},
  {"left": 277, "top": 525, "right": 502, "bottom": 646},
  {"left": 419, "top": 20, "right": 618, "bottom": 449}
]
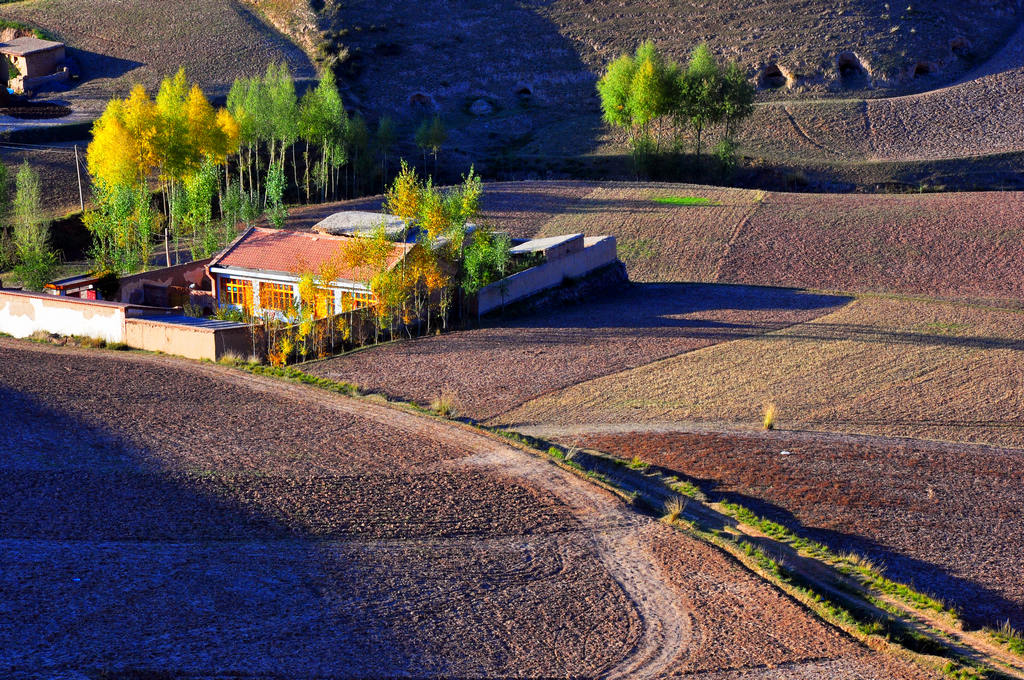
[
  {"left": 0, "top": 386, "right": 417, "bottom": 676},
  {"left": 489, "top": 282, "right": 851, "bottom": 333},
  {"left": 67, "top": 48, "right": 143, "bottom": 83},
  {"left": 708, "top": 484, "right": 1024, "bottom": 631}
]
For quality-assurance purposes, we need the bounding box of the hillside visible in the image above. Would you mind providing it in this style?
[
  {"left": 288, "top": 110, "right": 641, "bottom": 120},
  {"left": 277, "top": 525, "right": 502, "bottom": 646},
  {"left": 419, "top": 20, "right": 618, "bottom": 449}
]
[{"left": 0, "top": 0, "right": 316, "bottom": 110}]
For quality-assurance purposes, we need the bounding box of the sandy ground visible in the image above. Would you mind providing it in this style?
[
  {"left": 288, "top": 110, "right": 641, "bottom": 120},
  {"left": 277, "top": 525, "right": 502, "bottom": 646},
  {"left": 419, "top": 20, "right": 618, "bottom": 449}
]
[{"left": 0, "top": 338, "right": 933, "bottom": 679}]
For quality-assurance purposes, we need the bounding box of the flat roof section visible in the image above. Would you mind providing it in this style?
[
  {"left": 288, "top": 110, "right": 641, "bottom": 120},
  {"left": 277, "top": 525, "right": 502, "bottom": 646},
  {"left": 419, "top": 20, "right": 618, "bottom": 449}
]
[
  {"left": 0, "top": 37, "right": 65, "bottom": 57},
  {"left": 509, "top": 233, "right": 583, "bottom": 255}
]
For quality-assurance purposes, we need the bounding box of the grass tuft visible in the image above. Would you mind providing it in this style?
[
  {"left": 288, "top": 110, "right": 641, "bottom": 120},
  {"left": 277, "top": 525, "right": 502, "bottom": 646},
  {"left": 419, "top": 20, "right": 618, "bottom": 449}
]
[
  {"left": 763, "top": 402, "right": 778, "bottom": 430},
  {"left": 627, "top": 455, "right": 650, "bottom": 471},
  {"left": 987, "top": 620, "right": 1024, "bottom": 656},
  {"left": 663, "top": 496, "right": 687, "bottom": 523},
  {"left": 429, "top": 391, "right": 459, "bottom": 418}
]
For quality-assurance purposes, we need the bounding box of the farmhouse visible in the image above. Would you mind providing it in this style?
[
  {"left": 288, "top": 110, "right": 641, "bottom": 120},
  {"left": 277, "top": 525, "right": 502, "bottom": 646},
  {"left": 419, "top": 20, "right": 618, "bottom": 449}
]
[
  {"left": 0, "top": 36, "right": 67, "bottom": 93},
  {"left": 207, "top": 227, "right": 414, "bottom": 317}
]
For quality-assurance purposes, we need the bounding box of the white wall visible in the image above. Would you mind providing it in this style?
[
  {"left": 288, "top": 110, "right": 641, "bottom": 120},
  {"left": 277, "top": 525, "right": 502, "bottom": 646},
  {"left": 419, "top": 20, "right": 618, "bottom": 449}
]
[
  {"left": 477, "top": 236, "right": 618, "bottom": 315},
  {"left": 0, "top": 291, "right": 126, "bottom": 343}
]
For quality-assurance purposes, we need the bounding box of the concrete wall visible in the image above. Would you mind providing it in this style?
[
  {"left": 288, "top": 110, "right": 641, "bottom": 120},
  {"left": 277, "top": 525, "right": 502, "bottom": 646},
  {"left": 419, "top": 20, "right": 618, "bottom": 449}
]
[
  {"left": 117, "top": 259, "right": 213, "bottom": 305},
  {"left": 476, "top": 236, "right": 618, "bottom": 315},
  {"left": 0, "top": 289, "right": 128, "bottom": 343},
  {"left": 123, "top": 319, "right": 253, "bottom": 362}
]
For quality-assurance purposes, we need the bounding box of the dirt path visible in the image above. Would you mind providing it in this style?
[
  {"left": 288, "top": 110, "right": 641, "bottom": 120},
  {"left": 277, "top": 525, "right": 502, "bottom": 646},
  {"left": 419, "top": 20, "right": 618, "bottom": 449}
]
[
  {"left": 197, "top": 363, "right": 695, "bottom": 680},
  {"left": 0, "top": 340, "right": 691, "bottom": 679}
]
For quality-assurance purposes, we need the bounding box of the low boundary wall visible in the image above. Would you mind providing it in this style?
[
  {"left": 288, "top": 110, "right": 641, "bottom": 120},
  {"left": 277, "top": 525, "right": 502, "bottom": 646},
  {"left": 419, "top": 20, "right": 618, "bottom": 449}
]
[
  {"left": 0, "top": 289, "right": 248, "bottom": 361},
  {"left": 124, "top": 318, "right": 252, "bottom": 362},
  {"left": 476, "top": 236, "right": 618, "bottom": 315},
  {"left": 0, "top": 289, "right": 136, "bottom": 343}
]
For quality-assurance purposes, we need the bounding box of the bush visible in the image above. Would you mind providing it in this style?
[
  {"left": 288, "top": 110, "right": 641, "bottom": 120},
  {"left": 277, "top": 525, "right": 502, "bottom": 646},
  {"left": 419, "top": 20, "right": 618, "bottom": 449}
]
[{"left": 429, "top": 390, "right": 458, "bottom": 418}]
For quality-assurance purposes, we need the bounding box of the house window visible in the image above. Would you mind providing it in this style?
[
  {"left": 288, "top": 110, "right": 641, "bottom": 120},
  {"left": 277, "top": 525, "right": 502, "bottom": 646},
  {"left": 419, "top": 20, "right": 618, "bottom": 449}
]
[
  {"left": 259, "top": 281, "right": 295, "bottom": 313},
  {"left": 220, "top": 277, "right": 252, "bottom": 311},
  {"left": 314, "top": 287, "right": 335, "bottom": 318},
  {"left": 341, "top": 290, "right": 375, "bottom": 311}
]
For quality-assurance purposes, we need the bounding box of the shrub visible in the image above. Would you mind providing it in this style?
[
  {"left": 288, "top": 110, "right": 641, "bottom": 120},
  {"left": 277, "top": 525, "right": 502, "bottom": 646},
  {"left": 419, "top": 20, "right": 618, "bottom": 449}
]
[
  {"left": 627, "top": 455, "right": 651, "bottom": 471},
  {"left": 429, "top": 390, "right": 458, "bottom": 418},
  {"left": 663, "top": 496, "right": 687, "bottom": 522},
  {"left": 763, "top": 402, "right": 778, "bottom": 430}
]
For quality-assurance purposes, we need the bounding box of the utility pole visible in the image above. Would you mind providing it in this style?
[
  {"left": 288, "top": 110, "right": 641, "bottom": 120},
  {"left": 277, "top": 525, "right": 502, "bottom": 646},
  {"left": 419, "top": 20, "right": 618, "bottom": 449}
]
[{"left": 73, "top": 144, "right": 84, "bottom": 212}]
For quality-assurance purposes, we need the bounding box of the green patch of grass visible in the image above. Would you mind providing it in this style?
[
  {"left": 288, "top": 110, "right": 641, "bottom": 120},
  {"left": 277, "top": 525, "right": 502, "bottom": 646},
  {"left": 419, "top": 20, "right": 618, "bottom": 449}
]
[
  {"left": 616, "top": 237, "right": 659, "bottom": 263},
  {"left": 987, "top": 620, "right": 1024, "bottom": 656},
  {"left": 244, "top": 364, "right": 361, "bottom": 397},
  {"left": 627, "top": 455, "right": 650, "bottom": 471},
  {"left": 652, "top": 195, "right": 719, "bottom": 206},
  {"left": 669, "top": 478, "right": 702, "bottom": 499},
  {"left": 0, "top": 19, "right": 54, "bottom": 41}
]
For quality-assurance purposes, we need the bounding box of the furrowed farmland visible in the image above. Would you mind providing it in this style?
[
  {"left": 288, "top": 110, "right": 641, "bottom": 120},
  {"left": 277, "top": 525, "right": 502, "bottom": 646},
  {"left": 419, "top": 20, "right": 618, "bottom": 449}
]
[
  {"left": 0, "top": 340, "right": 933, "bottom": 679},
  {"left": 553, "top": 429, "right": 1024, "bottom": 632},
  {"left": 307, "top": 283, "right": 848, "bottom": 421},
  {"left": 499, "top": 296, "right": 1024, "bottom": 448}
]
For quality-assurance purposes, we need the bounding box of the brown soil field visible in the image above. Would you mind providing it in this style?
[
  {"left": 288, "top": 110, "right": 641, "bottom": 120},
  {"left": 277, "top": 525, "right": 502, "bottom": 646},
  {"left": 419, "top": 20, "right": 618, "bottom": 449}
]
[
  {"left": 0, "top": 143, "right": 87, "bottom": 217},
  {"left": 499, "top": 297, "right": 1024, "bottom": 450},
  {"left": 553, "top": 429, "right": 1024, "bottom": 631},
  {"left": 306, "top": 282, "right": 848, "bottom": 422},
  {"left": 0, "top": 338, "right": 933, "bottom": 678},
  {"left": 366, "top": 180, "right": 1024, "bottom": 306},
  {"left": 0, "top": 0, "right": 315, "bottom": 110}
]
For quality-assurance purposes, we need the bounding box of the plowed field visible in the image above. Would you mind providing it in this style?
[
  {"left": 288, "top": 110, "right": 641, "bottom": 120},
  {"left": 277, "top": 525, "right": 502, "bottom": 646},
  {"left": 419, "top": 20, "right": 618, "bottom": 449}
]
[
  {"left": 554, "top": 429, "right": 1024, "bottom": 630},
  {"left": 348, "top": 180, "right": 1024, "bottom": 306},
  {"left": 0, "top": 338, "right": 932, "bottom": 678},
  {"left": 307, "top": 283, "right": 848, "bottom": 422},
  {"left": 0, "top": 0, "right": 315, "bottom": 109},
  {"left": 500, "top": 297, "right": 1024, "bottom": 449}
]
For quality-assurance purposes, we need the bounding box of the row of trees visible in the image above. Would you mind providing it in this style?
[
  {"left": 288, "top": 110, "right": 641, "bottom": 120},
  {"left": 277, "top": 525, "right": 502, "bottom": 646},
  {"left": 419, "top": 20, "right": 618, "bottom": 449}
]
[
  {"left": 0, "top": 162, "right": 57, "bottom": 290},
  {"left": 227, "top": 64, "right": 449, "bottom": 209},
  {"left": 250, "top": 163, "right": 514, "bottom": 365},
  {"left": 86, "top": 68, "right": 242, "bottom": 273},
  {"left": 84, "top": 63, "right": 452, "bottom": 276},
  {"left": 598, "top": 42, "right": 755, "bottom": 171}
]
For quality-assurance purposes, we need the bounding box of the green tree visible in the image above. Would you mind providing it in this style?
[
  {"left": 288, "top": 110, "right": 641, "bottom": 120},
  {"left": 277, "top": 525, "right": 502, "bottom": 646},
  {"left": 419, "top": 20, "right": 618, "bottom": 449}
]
[
  {"left": 415, "top": 115, "right": 447, "bottom": 176},
  {"left": 597, "top": 41, "right": 679, "bottom": 169},
  {"left": 12, "top": 162, "right": 56, "bottom": 290},
  {"left": 678, "top": 43, "right": 724, "bottom": 163},
  {"left": 0, "top": 162, "right": 13, "bottom": 272},
  {"left": 265, "top": 163, "right": 287, "bottom": 228},
  {"left": 720, "top": 60, "right": 755, "bottom": 155},
  {"left": 84, "top": 181, "right": 157, "bottom": 274}
]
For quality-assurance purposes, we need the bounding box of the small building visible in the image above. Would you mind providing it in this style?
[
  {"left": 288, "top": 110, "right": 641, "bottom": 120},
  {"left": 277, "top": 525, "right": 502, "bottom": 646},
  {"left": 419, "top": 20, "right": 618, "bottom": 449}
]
[
  {"left": 0, "top": 37, "right": 67, "bottom": 93},
  {"left": 207, "top": 227, "right": 414, "bottom": 318}
]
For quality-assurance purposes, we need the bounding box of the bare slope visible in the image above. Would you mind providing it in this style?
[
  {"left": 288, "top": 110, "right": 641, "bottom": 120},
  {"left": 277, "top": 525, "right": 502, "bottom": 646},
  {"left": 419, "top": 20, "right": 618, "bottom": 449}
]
[
  {"left": 0, "top": 0, "right": 315, "bottom": 110},
  {"left": 0, "top": 339, "right": 932, "bottom": 678}
]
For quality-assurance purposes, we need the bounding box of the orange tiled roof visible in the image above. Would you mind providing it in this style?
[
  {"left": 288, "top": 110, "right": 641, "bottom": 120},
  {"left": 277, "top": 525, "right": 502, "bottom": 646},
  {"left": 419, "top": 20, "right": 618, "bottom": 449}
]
[{"left": 209, "top": 228, "right": 412, "bottom": 282}]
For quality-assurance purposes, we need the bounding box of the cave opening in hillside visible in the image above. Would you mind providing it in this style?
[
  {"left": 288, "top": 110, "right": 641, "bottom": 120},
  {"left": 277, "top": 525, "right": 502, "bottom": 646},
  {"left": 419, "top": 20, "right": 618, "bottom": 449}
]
[
  {"left": 760, "top": 64, "right": 787, "bottom": 88},
  {"left": 914, "top": 61, "right": 937, "bottom": 77},
  {"left": 837, "top": 51, "right": 868, "bottom": 88}
]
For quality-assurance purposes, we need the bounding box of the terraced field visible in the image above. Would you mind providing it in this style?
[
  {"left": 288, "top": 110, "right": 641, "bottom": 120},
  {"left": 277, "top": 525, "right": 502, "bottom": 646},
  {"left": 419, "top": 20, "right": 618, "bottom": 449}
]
[
  {"left": 499, "top": 296, "right": 1024, "bottom": 449},
  {"left": 307, "top": 283, "right": 848, "bottom": 421},
  {"left": 0, "top": 338, "right": 933, "bottom": 678},
  {"left": 548, "top": 428, "right": 1024, "bottom": 631}
]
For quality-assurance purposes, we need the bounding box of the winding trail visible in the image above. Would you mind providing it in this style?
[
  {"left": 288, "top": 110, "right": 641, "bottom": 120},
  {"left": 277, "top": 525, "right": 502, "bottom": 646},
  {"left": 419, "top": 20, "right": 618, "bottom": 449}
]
[{"left": 202, "top": 362, "right": 695, "bottom": 679}]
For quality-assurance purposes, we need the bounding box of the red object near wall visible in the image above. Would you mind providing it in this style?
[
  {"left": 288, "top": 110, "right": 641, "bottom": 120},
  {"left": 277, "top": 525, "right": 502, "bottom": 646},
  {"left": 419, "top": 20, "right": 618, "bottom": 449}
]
[{"left": 84, "top": 289, "right": 97, "bottom": 300}]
